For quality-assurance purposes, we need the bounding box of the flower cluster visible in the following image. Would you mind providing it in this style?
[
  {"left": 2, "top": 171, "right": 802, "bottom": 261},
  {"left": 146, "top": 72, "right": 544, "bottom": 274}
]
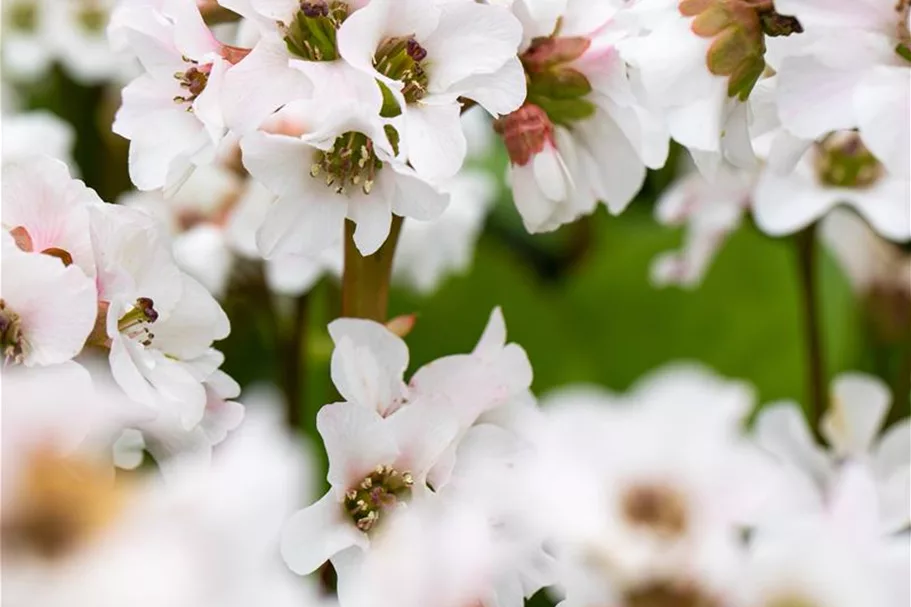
[{"left": 1, "top": 155, "right": 241, "bottom": 468}]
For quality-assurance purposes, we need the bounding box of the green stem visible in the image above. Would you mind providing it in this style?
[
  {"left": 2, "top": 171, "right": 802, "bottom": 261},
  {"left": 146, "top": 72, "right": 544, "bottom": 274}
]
[
  {"left": 341, "top": 217, "right": 403, "bottom": 321},
  {"left": 795, "top": 224, "right": 827, "bottom": 439},
  {"left": 280, "top": 293, "right": 310, "bottom": 431}
]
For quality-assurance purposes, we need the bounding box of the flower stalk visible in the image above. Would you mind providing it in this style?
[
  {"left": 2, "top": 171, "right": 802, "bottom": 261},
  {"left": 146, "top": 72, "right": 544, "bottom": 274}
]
[
  {"left": 794, "top": 224, "right": 826, "bottom": 438},
  {"left": 341, "top": 217, "right": 403, "bottom": 321}
]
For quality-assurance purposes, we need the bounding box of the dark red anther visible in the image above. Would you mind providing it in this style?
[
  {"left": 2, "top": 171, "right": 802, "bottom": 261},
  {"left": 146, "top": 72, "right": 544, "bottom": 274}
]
[{"left": 406, "top": 38, "right": 427, "bottom": 62}]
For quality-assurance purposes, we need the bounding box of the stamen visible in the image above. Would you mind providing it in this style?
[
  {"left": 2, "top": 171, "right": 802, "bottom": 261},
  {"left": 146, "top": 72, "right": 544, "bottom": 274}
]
[
  {"left": 0, "top": 299, "right": 25, "bottom": 364},
  {"left": 343, "top": 465, "right": 414, "bottom": 533}
]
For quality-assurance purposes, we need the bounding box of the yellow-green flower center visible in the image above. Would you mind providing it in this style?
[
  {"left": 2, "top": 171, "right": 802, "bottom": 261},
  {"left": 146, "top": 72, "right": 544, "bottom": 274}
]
[{"left": 344, "top": 465, "right": 413, "bottom": 532}]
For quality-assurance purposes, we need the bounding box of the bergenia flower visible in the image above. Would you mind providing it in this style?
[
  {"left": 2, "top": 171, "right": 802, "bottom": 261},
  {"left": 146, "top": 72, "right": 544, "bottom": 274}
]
[
  {"left": 337, "top": 0, "right": 526, "bottom": 179},
  {"left": 0, "top": 236, "right": 97, "bottom": 367},
  {"left": 112, "top": 0, "right": 259, "bottom": 192},
  {"left": 241, "top": 101, "right": 448, "bottom": 256},
  {"left": 280, "top": 400, "right": 458, "bottom": 595}
]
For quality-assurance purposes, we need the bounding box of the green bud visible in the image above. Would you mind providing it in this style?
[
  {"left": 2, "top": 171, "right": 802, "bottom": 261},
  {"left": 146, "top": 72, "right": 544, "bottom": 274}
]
[
  {"left": 529, "top": 67, "right": 593, "bottom": 100},
  {"left": 531, "top": 96, "right": 597, "bottom": 127}
]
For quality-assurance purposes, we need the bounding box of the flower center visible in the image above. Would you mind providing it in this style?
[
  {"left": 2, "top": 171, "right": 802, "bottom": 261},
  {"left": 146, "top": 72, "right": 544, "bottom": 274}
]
[
  {"left": 621, "top": 483, "right": 689, "bottom": 538},
  {"left": 814, "top": 132, "right": 883, "bottom": 189},
  {"left": 310, "top": 131, "right": 384, "bottom": 195},
  {"left": 344, "top": 465, "right": 413, "bottom": 532},
  {"left": 0, "top": 299, "right": 25, "bottom": 365},
  {"left": 520, "top": 35, "right": 595, "bottom": 127},
  {"left": 765, "top": 594, "right": 819, "bottom": 607},
  {"left": 2, "top": 450, "right": 124, "bottom": 560},
  {"left": 77, "top": 3, "right": 107, "bottom": 33},
  {"left": 494, "top": 103, "right": 555, "bottom": 167},
  {"left": 117, "top": 297, "right": 159, "bottom": 347},
  {"left": 8, "top": 1, "right": 37, "bottom": 32},
  {"left": 374, "top": 36, "right": 429, "bottom": 114},
  {"left": 625, "top": 580, "right": 719, "bottom": 607},
  {"left": 173, "top": 59, "right": 212, "bottom": 107},
  {"left": 284, "top": 0, "right": 350, "bottom": 61}
]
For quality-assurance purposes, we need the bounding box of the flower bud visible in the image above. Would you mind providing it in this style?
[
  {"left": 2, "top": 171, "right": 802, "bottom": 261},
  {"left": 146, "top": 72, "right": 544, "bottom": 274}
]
[{"left": 494, "top": 104, "right": 555, "bottom": 167}]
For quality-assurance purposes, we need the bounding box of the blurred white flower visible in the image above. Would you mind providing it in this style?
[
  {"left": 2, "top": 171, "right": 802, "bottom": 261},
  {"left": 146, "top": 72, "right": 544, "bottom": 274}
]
[
  {"left": 393, "top": 169, "right": 496, "bottom": 294},
  {"left": 754, "top": 372, "right": 910, "bottom": 533},
  {"left": 2, "top": 0, "right": 54, "bottom": 81},
  {"left": 47, "top": 0, "right": 131, "bottom": 85},
  {"left": 1, "top": 111, "right": 76, "bottom": 168},
  {"left": 651, "top": 163, "right": 753, "bottom": 289},
  {"left": 752, "top": 132, "right": 911, "bottom": 242},
  {"left": 535, "top": 365, "right": 776, "bottom": 606}
]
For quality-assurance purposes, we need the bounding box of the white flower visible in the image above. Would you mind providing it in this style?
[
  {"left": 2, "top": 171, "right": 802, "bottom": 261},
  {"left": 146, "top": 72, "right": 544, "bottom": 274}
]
[
  {"left": 496, "top": 0, "right": 669, "bottom": 232},
  {"left": 0, "top": 237, "right": 97, "bottom": 368},
  {"left": 754, "top": 372, "right": 910, "bottom": 533},
  {"left": 89, "top": 202, "right": 232, "bottom": 430},
  {"left": 280, "top": 401, "right": 458, "bottom": 592},
  {"left": 2, "top": 156, "right": 98, "bottom": 278},
  {"left": 1, "top": 0, "right": 54, "bottom": 81},
  {"left": 337, "top": 0, "right": 526, "bottom": 179},
  {"left": 651, "top": 163, "right": 754, "bottom": 288},
  {"left": 46, "top": 0, "right": 128, "bottom": 84},
  {"left": 772, "top": 0, "right": 911, "bottom": 177},
  {"left": 393, "top": 169, "right": 496, "bottom": 294},
  {"left": 742, "top": 463, "right": 910, "bottom": 607},
  {"left": 535, "top": 365, "right": 776, "bottom": 605},
  {"left": 1, "top": 111, "right": 76, "bottom": 168},
  {"left": 112, "top": 0, "right": 243, "bottom": 191},
  {"left": 752, "top": 132, "right": 911, "bottom": 242},
  {"left": 241, "top": 102, "right": 448, "bottom": 256}
]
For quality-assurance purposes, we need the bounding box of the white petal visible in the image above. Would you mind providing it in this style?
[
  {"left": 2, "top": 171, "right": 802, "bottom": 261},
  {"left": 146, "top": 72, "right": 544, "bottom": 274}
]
[
  {"left": 347, "top": 192, "right": 393, "bottom": 256},
  {"left": 317, "top": 402, "right": 399, "bottom": 488},
  {"left": 446, "top": 57, "right": 527, "bottom": 117},
  {"left": 848, "top": 177, "right": 911, "bottom": 243},
  {"left": 752, "top": 167, "right": 838, "bottom": 236},
  {"left": 403, "top": 102, "right": 466, "bottom": 180},
  {"left": 822, "top": 373, "right": 891, "bottom": 458},
  {"left": 854, "top": 67, "right": 911, "bottom": 178},
  {"left": 754, "top": 402, "right": 830, "bottom": 483},
  {"left": 390, "top": 166, "right": 450, "bottom": 221},
  {"left": 281, "top": 492, "right": 363, "bottom": 575},
  {"left": 777, "top": 56, "right": 863, "bottom": 139}
]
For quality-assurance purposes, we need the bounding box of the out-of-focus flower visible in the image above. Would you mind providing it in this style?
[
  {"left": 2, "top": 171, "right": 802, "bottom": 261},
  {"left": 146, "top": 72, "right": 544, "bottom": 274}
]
[
  {"left": 393, "top": 169, "right": 496, "bottom": 294},
  {"left": 337, "top": 0, "right": 525, "bottom": 180},
  {"left": 2, "top": 0, "right": 55, "bottom": 81},
  {"left": 1, "top": 111, "right": 76, "bottom": 168},
  {"left": 651, "top": 163, "right": 753, "bottom": 288},
  {"left": 771, "top": 0, "right": 911, "bottom": 178},
  {"left": 754, "top": 372, "right": 910, "bottom": 533},
  {"left": 2, "top": 387, "right": 325, "bottom": 607},
  {"left": 752, "top": 131, "right": 911, "bottom": 242},
  {"left": 741, "top": 463, "right": 910, "bottom": 607},
  {"left": 47, "top": 0, "right": 130, "bottom": 85},
  {"left": 534, "top": 364, "right": 777, "bottom": 606}
]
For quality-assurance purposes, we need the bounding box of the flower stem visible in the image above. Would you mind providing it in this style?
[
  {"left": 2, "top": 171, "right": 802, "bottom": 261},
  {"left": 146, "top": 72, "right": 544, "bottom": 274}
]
[
  {"left": 280, "top": 293, "right": 310, "bottom": 430},
  {"left": 794, "top": 224, "right": 826, "bottom": 438},
  {"left": 341, "top": 217, "right": 403, "bottom": 321}
]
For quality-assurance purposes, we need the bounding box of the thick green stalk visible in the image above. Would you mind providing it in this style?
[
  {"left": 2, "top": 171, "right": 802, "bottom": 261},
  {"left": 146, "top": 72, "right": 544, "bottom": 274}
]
[
  {"left": 341, "top": 217, "right": 404, "bottom": 321},
  {"left": 794, "top": 224, "right": 827, "bottom": 439}
]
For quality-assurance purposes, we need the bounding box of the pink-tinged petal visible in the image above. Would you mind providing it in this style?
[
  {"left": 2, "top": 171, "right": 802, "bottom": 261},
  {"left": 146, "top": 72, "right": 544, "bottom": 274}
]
[
  {"left": 255, "top": 191, "right": 346, "bottom": 258},
  {"left": 855, "top": 66, "right": 911, "bottom": 179},
  {"left": 281, "top": 492, "right": 365, "bottom": 575},
  {"left": 754, "top": 403, "right": 830, "bottom": 483},
  {"left": 162, "top": 0, "right": 220, "bottom": 58},
  {"left": 317, "top": 402, "right": 399, "bottom": 489},
  {"left": 110, "top": 335, "right": 158, "bottom": 407},
  {"left": 752, "top": 167, "right": 839, "bottom": 236},
  {"left": 403, "top": 102, "right": 465, "bottom": 180},
  {"left": 421, "top": 1, "right": 521, "bottom": 92},
  {"left": 122, "top": 20, "right": 185, "bottom": 80},
  {"left": 390, "top": 167, "right": 450, "bottom": 221},
  {"left": 249, "top": 0, "right": 301, "bottom": 23},
  {"left": 510, "top": 162, "right": 560, "bottom": 233},
  {"left": 777, "top": 57, "right": 863, "bottom": 140},
  {"left": 347, "top": 191, "right": 393, "bottom": 256},
  {"left": 1, "top": 156, "right": 98, "bottom": 277},
  {"left": 1, "top": 250, "right": 96, "bottom": 367},
  {"left": 191, "top": 58, "right": 228, "bottom": 143},
  {"left": 826, "top": 462, "right": 881, "bottom": 538},
  {"left": 336, "top": 0, "right": 393, "bottom": 84},
  {"left": 149, "top": 275, "right": 230, "bottom": 360},
  {"left": 822, "top": 373, "right": 891, "bottom": 458},
  {"left": 221, "top": 37, "right": 313, "bottom": 134},
  {"left": 774, "top": 0, "right": 895, "bottom": 31},
  {"left": 445, "top": 57, "right": 526, "bottom": 117}
]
